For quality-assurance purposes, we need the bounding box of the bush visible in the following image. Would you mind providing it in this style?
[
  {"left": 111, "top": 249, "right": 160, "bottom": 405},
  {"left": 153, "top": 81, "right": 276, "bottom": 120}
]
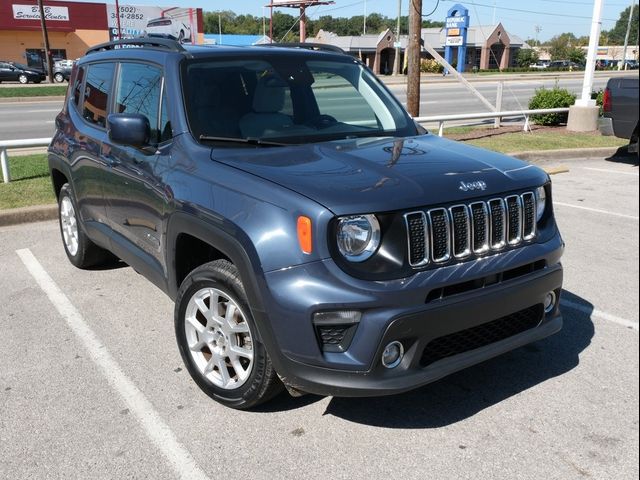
[
  {"left": 591, "top": 89, "right": 604, "bottom": 115},
  {"left": 528, "top": 87, "right": 576, "bottom": 125},
  {"left": 420, "top": 59, "right": 444, "bottom": 73},
  {"left": 516, "top": 48, "right": 539, "bottom": 68}
]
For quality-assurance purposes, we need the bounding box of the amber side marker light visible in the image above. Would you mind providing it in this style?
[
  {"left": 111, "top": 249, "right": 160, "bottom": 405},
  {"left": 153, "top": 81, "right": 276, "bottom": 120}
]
[{"left": 297, "top": 216, "right": 313, "bottom": 254}]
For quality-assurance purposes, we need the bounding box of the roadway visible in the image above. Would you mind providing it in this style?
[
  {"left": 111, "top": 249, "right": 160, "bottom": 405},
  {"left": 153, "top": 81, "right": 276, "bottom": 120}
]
[{"left": 0, "top": 76, "right": 611, "bottom": 141}]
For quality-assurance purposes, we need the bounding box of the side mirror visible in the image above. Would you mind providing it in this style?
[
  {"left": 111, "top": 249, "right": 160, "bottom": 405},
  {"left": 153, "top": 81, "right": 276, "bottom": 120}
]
[{"left": 107, "top": 113, "right": 150, "bottom": 148}]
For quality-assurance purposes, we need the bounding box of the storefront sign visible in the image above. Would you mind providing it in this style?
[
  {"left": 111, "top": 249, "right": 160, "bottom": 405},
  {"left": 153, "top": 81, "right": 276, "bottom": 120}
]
[
  {"left": 445, "top": 36, "right": 464, "bottom": 47},
  {"left": 12, "top": 4, "right": 69, "bottom": 21}
]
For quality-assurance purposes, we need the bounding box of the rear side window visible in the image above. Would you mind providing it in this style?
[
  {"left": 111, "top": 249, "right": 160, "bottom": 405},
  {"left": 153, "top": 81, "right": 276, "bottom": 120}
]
[
  {"left": 83, "top": 62, "right": 115, "bottom": 128},
  {"left": 72, "top": 66, "right": 85, "bottom": 107},
  {"left": 115, "top": 63, "right": 164, "bottom": 144}
]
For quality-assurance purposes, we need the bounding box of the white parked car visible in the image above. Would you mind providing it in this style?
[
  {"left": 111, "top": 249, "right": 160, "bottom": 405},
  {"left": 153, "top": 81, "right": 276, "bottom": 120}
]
[{"left": 144, "top": 17, "right": 192, "bottom": 42}]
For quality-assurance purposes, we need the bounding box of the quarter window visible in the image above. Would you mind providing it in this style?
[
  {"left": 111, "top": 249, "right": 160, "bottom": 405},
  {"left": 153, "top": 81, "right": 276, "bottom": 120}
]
[
  {"left": 115, "top": 63, "right": 163, "bottom": 144},
  {"left": 82, "top": 62, "right": 115, "bottom": 128},
  {"left": 73, "top": 66, "right": 85, "bottom": 107}
]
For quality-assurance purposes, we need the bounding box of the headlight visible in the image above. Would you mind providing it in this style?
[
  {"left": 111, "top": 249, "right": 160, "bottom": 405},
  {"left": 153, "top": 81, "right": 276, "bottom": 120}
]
[
  {"left": 336, "top": 214, "right": 381, "bottom": 262},
  {"left": 536, "top": 186, "right": 547, "bottom": 221}
]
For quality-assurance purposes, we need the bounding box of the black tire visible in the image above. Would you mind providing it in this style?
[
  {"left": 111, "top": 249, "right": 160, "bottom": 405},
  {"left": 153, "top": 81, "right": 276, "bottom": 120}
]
[
  {"left": 175, "top": 260, "right": 282, "bottom": 409},
  {"left": 18, "top": 74, "right": 28, "bottom": 84},
  {"left": 58, "top": 183, "right": 113, "bottom": 268}
]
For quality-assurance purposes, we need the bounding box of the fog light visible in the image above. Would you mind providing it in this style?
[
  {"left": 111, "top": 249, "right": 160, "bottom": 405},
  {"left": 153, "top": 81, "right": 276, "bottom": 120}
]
[
  {"left": 544, "top": 291, "right": 557, "bottom": 313},
  {"left": 381, "top": 341, "right": 404, "bottom": 369}
]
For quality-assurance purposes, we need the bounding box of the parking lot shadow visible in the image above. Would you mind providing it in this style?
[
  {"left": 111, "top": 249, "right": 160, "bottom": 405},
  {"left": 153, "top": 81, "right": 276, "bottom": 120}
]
[
  {"left": 605, "top": 146, "right": 639, "bottom": 166},
  {"left": 320, "top": 290, "right": 594, "bottom": 428}
]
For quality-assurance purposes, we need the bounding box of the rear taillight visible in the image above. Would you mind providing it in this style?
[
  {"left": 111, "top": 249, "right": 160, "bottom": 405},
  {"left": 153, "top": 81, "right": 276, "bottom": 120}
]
[{"left": 602, "top": 87, "right": 612, "bottom": 112}]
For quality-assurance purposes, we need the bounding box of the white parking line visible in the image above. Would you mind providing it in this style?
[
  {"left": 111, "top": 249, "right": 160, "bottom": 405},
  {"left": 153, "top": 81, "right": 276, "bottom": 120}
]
[
  {"left": 583, "top": 167, "right": 639, "bottom": 177},
  {"left": 561, "top": 299, "right": 639, "bottom": 332},
  {"left": 554, "top": 201, "right": 639, "bottom": 221},
  {"left": 16, "top": 248, "right": 210, "bottom": 480}
]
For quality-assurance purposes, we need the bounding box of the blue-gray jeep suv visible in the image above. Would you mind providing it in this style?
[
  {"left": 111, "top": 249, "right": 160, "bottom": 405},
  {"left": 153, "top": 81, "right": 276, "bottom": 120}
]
[{"left": 48, "top": 37, "right": 564, "bottom": 409}]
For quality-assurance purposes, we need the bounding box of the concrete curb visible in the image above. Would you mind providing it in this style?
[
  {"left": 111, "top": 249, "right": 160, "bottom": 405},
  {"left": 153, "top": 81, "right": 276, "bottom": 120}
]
[
  {"left": 0, "top": 95, "right": 65, "bottom": 103},
  {"left": 0, "top": 204, "right": 57, "bottom": 227},
  {"left": 510, "top": 146, "right": 621, "bottom": 162},
  {"left": 0, "top": 147, "right": 622, "bottom": 227}
]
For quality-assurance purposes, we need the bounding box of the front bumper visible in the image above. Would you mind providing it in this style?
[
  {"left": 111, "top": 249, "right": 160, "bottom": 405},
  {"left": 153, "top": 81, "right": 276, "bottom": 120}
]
[{"left": 255, "top": 235, "right": 564, "bottom": 397}]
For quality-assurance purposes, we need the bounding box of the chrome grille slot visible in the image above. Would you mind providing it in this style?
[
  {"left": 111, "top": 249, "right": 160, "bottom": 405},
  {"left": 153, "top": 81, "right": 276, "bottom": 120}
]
[
  {"left": 404, "top": 211, "right": 429, "bottom": 266},
  {"left": 521, "top": 192, "right": 536, "bottom": 240},
  {"left": 429, "top": 208, "right": 451, "bottom": 262},
  {"left": 505, "top": 195, "right": 523, "bottom": 245},
  {"left": 470, "top": 202, "right": 490, "bottom": 254},
  {"left": 488, "top": 198, "right": 506, "bottom": 250},
  {"left": 450, "top": 205, "right": 471, "bottom": 258}
]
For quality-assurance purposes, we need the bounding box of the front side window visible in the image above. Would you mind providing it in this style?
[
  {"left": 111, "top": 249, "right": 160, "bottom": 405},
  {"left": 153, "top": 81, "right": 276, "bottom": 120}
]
[
  {"left": 83, "top": 62, "right": 115, "bottom": 128},
  {"left": 182, "top": 55, "right": 415, "bottom": 145},
  {"left": 115, "top": 62, "right": 164, "bottom": 144}
]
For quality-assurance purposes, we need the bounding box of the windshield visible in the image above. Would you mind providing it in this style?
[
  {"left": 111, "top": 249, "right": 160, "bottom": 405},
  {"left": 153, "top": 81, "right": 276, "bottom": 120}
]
[
  {"left": 182, "top": 55, "right": 416, "bottom": 145},
  {"left": 11, "top": 63, "right": 31, "bottom": 70}
]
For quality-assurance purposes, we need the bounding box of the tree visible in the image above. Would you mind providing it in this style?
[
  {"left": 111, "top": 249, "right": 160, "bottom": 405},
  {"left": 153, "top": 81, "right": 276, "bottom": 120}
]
[
  {"left": 602, "top": 5, "right": 639, "bottom": 45},
  {"left": 516, "top": 48, "right": 539, "bottom": 67},
  {"left": 567, "top": 46, "right": 586, "bottom": 65},
  {"left": 546, "top": 33, "right": 578, "bottom": 60}
]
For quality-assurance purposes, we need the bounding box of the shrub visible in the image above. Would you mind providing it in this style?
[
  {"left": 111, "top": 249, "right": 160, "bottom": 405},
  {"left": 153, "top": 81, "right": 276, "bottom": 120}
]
[
  {"left": 528, "top": 87, "right": 576, "bottom": 125},
  {"left": 420, "top": 59, "right": 444, "bottom": 73},
  {"left": 516, "top": 48, "right": 539, "bottom": 68},
  {"left": 591, "top": 89, "right": 604, "bottom": 115}
]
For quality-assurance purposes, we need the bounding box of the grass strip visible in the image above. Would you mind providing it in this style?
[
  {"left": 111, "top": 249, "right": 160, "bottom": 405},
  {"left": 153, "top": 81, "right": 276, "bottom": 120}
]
[{"left": 0, "top": 154, "right": 55, "bottom": 209}]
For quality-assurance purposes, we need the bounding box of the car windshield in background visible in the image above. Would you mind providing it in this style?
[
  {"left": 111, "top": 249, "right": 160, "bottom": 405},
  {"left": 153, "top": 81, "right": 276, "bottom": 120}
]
[{"left": 182, "top": 55, "right": 415, "bottom": 145}]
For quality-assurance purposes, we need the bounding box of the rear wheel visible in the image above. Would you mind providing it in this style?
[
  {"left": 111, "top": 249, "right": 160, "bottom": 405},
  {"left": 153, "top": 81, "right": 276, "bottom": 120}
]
[
  {"left": 58, "top": 183, "right": 113, "bottom": 268},
  {"left": 54, "top": 72, "right": 64, "bottom": 83},
  {"left": 175, "top": 260, "right": 282, "bottom": 409}
]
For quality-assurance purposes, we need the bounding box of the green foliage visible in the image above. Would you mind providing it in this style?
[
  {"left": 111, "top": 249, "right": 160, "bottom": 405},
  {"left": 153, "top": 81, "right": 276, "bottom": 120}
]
[
  {"left": 592, "top": 89, "right": 604, "bottom": 115},
  {"left": 201, "top": 10, "right": 443, "bottom": 40},
  {"left": 0, "top": 86, "right": 67, "bottom": 97},
  {"left": 515, "top": 48, "right": 539, "bottom": 67},
  {"left": 0, "top": 154, "right": 54, "bottom": 209},
  {"left": 420, "top": 59, "right": 443, "bottom": 73},
  {"left": 567, "top": 47, "right": 586, "bottom": 65},
  {"left": 602, "top": 5, "right": 639, "bottom": 45},
  {"left": 528, "top": 87, "right": 576, "bottom": 126}
]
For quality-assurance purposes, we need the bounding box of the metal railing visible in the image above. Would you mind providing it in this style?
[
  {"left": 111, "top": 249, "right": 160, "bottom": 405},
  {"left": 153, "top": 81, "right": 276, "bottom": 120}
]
[
  {"left": 0, "top": 106, "right": 570, "bottom": 183},
  {"left": 0, "top": 138, "right": 52, "bottom": 183},
  {"left": 414, "top": 108, "right": 570, "bottom": 136}
]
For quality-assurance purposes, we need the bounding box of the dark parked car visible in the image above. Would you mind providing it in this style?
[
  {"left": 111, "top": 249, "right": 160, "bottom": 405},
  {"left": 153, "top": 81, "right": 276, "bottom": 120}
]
[
  {"left": 0, "top": 61, "right": 46, "bottom": 83},
  {"left": 601, "top": 76, "right": 639, "bottom": 157},
  {"left": 548, "top": 60, "right": 583, "bottom": 70},
  {"left": 48, "top": 38, "right": 564, "bottom": 409}
]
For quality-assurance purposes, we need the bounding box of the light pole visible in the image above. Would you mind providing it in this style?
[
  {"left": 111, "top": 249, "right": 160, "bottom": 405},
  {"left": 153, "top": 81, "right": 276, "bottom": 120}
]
[
  {"left": 619, "top": 0, "right": 636, "bottom": 70},
  {"left": 393, "top": 0, "right": 402, "bottom": 75},
  {"left": 363, "top": 0, "right": 367, "bottom": 35}
]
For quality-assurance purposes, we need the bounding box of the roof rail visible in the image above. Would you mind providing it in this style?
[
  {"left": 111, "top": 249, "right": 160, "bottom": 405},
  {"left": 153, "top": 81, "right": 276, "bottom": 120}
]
[
  {"left": 86, "top": 36, "right": 186, "bottom": 55},
  {"left": 258, "top": 43, "right": 346, "bottom": 54}
]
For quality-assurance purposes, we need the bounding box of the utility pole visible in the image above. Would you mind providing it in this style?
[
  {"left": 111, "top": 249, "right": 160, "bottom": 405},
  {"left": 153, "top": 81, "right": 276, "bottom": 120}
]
[
  {"left": 619, "top": 0, "right": 636, "bottom": 70},
  {"left": 363, "top": 0, "right": 367, "bottom": 35},
  {"left": 114, "top": 0, "right": 122, "bottom": 39},
  {"left": 407, "top": 0, "right": 422, "bottom": 117},
  {"left": 393, "top": 0, "right": 403, "bottom": 75},
  {"left": 218, "top": 13, "right": 222, "bottom": 45},
  {"left": 36, "top": 0, "right": 53, "bottom": 83},
  {"left": 535, "top": 25, "right": 542, "bottom": 45}
]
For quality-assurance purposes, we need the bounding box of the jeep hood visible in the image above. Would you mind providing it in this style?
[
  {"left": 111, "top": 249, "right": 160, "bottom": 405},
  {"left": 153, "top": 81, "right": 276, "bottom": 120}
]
[{"left": 210, "top": 135, "right": 548, "bottom": 215}]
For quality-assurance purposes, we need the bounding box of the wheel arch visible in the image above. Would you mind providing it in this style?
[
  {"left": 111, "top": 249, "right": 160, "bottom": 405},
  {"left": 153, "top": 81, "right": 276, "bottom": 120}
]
[{"left": 166, "top": 212, "right": 267, "bottom": 314}]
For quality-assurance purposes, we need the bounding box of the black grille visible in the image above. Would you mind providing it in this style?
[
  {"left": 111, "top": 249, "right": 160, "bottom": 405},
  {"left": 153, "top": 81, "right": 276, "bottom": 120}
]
[
  {"left": 317, "top": 325, "right": 349, "bottom": 345},
  {"left": 405, "top": 212, "right": 427, "bottom": 266},
  {"left": 419, "top": 304, "right": 544, "bottom": 367},
  {"left": 470, "top": 202, "right": 489, "bottom": 252},
  {"left": 404, "top": 191, "right": 537, "bottom": 268},
  {"left": 522, "top": 192, "right": 536, "bottom": 239},
  {"left": 450, "top": 206, "right": 470, "bottom": 257},
  {"left": 506, "top": 196, "right": 522, "bottom": 244},
  {"left": 489, "top": 199, "right": 506, "bottom": 248},
  {"left": 429, "top": 209, "right": 450, "bottom": 262}
]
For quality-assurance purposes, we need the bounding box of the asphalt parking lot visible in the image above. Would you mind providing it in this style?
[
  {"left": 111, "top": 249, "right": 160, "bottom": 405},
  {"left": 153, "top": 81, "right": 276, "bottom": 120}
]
[{"left": 1, "top": 155, "right": 638, "bottom": 479}]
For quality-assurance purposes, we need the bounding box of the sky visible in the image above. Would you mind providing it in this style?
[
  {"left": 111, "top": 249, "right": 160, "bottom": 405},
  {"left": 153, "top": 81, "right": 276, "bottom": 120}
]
[{"left": 102, "top": 0, "right": 635, "bottom": 42}]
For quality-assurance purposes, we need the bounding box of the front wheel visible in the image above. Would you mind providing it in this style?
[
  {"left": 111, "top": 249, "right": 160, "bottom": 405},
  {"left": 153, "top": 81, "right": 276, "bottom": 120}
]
[
  {"left": 175, "top": 260, "right": 282, "bottom": 409},
  {"left": 18, "top": 74, "right": 28, "bottom": 84},
  {"left": 54, "top": 72, "right": 64, "bottom": 83}
]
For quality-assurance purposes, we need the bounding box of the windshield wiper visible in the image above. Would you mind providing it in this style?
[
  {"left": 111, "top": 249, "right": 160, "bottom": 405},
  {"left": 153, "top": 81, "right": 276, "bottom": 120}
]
[{"left": 199, "top": 135, "right": 289, "bottom": 147}]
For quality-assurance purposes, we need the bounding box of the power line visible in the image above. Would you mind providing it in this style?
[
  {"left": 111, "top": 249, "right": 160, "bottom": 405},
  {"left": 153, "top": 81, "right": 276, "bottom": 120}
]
[{"left": 442, "top": 0, "right": 618, "bottom": 22}]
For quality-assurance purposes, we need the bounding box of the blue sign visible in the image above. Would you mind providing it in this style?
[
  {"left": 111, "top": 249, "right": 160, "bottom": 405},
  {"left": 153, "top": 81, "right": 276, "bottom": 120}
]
[{"left": 444, "top": 4, "right": 470, "bottom": 73}]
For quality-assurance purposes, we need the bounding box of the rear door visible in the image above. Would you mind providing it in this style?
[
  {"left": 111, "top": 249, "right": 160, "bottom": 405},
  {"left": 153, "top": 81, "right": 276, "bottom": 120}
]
[{"left": 101, "top": 61, "right": 173, "bottom": 274}]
